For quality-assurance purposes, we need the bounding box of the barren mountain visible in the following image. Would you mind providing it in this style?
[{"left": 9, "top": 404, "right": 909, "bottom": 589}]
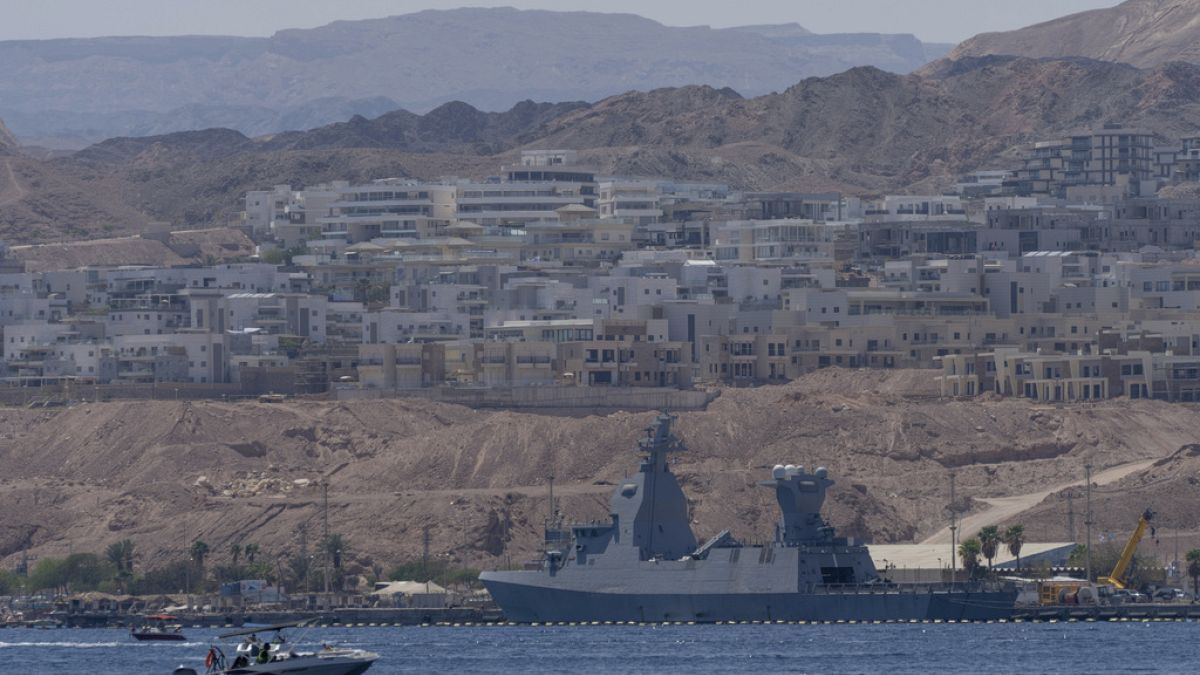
[
  {"left": 1, "top": 369, "right": 1196, "bottom": 576},
  {"left": 7, "top": 55, "right": 1200, "bottom": 243},
  {"left": 0, "top": 119, "right": 15, "bottom": 153},
  {"left": 947, "top": 0, "right": 1200, "bottom": 67},
  {"left": 0, "top": 8, "right": 951, "bottom": 149}
]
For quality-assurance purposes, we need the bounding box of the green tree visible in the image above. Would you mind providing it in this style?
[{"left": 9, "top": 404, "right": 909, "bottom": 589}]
[
  {"left": 978, "top": 526, "right": 1001, "bottom": 571},
  {"left": 323, "top": 534, "right": 345, "bottom": 590},
  {"left": 129, "top": 560, "right": 192, "bottom": 595},
  {"left": 105, "top": 539, "right": 135, "bottom": 592},
  {"left": 287, "top": 554, "right": 311, "bottom": 591},
  {"left": 28, "top": 554, "right": 112, "bottom": 594},
  {"left": 0, "top": 568, "right": 20, "bottom": 595},
  {"left": 1071, "top": 542, "right": 1160, "bottom": 587},
  {"left": 243, "top": 543, "right": 260, "bottom": 564},
  {"left": 1003, "top": 525, "right": 1025, "bottom": 572},
  {"left": 230, "top": 543, "right": 242, "bottom": 568},
  {"left": 959, "top": 538, "right": 983, "bottom": 579},
  {"left": 1186, "top": 549, "right": 1200, "bottom": 597},
  {"left": 190, "top": 540, "right": 209, "bottom": 569},
  {"left": 324, "top": 535, "right": 345, "bottom": 570}
]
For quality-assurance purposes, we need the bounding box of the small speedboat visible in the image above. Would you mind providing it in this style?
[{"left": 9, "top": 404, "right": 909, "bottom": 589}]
[
  {"left": 132, "top": 615, "right": 188, "bottom": 641},
  {"left": 172, "top": 621, "right": 378, "bottom": 675}
]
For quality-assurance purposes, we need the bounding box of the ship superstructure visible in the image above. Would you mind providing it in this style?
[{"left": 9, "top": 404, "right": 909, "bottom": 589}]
[{"left": 480, "top": 414, "right": 1016, "bottom": 622}]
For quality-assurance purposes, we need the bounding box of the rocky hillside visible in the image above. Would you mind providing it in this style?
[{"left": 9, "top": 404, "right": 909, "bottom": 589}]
[
  {"left": 8, "top": 54, "right": 1200, "bottom": 243},
  {"left": 0, "top": 8, "right": 951, "bottom": 149},
  {"left": 0, "top": 119, "right": 15, "bottom": 153},
  {"left": 946, "top": 0, "right": 1200, "bottom": 67},
  {"left": 1, "top": 370, "right": 1198, "bottom": 576}
]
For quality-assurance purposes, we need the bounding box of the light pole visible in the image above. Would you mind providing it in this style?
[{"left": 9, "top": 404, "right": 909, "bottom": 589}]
[
  {"left": 1085, "top": 464, "right": 1093, "bottom": 581},
  {"left": 185, "top": 555, "right": 193, "bottom": 606},
  {"left": 951, "top": 473, "right": 957, "bottom": 579}
]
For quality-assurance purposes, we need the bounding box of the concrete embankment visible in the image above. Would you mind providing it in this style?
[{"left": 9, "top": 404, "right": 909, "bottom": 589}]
[
  {"left": 53, "top": 607, "right": 496, "bottom": 628},
  {"left": 1014, "top": 604, "right": 1200, "bottom": 621}
]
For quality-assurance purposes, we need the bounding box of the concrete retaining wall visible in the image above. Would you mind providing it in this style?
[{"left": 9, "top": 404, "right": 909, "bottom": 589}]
[{"left": 337, "top": 385, "right": 719, "bottom": 411}]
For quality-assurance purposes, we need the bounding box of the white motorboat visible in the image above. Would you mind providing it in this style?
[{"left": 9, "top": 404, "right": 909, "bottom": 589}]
[{"left": 171, "top": 622, "right": 379, "bottom": 675}]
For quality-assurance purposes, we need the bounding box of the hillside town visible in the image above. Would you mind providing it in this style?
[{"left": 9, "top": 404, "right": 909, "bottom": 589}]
[{"left": 4, "top": 130, "right": 1200, "bottom": 405}]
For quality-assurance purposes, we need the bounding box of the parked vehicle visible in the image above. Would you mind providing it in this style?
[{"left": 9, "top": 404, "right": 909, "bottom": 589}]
[{"left": 1153, "top": 587, "right": 1188, "bottom": 602}]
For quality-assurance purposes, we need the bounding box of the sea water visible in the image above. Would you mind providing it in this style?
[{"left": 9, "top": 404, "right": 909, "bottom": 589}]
[{"left": 1, "top": 622, "right": 1197, "bottom": 674}]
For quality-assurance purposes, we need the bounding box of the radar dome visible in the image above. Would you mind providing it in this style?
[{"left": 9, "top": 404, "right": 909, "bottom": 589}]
[
  {"left": 785, "top": 464, "right": 798, "bottom": 476},
  {"left": 815, "top": 467, "right": 828, "bottom": 478},
  {"left": 772, "top": 465, "right": 786, "bottom": 479}
]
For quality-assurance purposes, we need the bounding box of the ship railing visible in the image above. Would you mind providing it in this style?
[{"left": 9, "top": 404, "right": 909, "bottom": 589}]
[{"left": 812, "top": 581, "right": 1007, "bottom": 595}]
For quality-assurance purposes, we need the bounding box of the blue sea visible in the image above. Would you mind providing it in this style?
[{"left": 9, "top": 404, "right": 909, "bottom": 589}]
[{"left": 1, "top": 622, "right": 1195, "bottom": 674}]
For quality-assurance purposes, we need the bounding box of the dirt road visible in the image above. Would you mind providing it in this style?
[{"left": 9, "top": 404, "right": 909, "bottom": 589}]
[
  {"left": 921, "top": 459, "right": 1157, "bottom": 544},
  {"left": 0, "top": 158, "right": 27, "bottom": 206}
]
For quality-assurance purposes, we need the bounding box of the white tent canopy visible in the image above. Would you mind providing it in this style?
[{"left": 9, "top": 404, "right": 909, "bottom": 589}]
[{"left": 370, "top": 580, "right": 448, "bottom": 596}]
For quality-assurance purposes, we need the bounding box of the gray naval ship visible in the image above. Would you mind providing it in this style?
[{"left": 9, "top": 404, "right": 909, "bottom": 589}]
[{"left": 480, "top": 414, "right": 1017, "bottom": 623}]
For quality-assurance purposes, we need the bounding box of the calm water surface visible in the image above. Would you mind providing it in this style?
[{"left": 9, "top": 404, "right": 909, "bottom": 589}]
[{"left": 2, "top": 622, "right": 1197, "bottom": 674}]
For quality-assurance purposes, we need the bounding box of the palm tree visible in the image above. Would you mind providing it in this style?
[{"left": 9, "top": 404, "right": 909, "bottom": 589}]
[
  {"left": 1186, "top": 549, "right": 1200, "bottom": 598},
  {"left": 1004, "top": 525, "right": 1026, "bottom": 572},
  {"left": 978, "top": 526, "right": 1001, "bottom": 571},
  {"left": 244, "top": 543, "right": 260, "bottom": 564},
  {"left": 105, "top": 540, "right": 135, "bottom": 591},
  {"left": 190, "top": 540, "right": 210, "bottom": 569},
  {"left": 959, "top": 538, "right": 983, "bottom": 578},
  {"left": 230, "top": 543, "right": 242, "bottom": 568}
]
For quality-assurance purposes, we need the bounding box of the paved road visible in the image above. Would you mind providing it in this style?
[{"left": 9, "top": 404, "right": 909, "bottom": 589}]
[{"left": 921, "top": 459, "right": 1157, "bottom": 545}]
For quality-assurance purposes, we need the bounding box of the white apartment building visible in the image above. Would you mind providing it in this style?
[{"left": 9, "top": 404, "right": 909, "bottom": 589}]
[
  {"left": 363, "top": 308, "right": 470, "bottom": 343},
  {"left": 454, "top": 181, "right": 592, "bottom": 228},
  {"left": 873, "top": 195, "right": 967, "bottom": 220},
  {"left": 111, "top": 332, "right": 228, "bottom": 384},
  {"left": 597, "top": 180, "right": 662, "bottom": 226},
  {"left": 711, "top": 219, "right": 848, "bottom": 263},
  {"left": 319, "top": 180, "right": 457, "bottom": 242}
]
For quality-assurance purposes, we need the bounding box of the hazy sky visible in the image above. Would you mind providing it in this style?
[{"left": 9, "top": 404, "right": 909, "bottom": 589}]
[{"left": 0, "top": 0, "right": 1118, "bottom": 44}]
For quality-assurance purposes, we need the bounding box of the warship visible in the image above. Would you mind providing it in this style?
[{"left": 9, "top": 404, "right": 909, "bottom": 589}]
[{"left": 480, "top": 413, "right": 1017, "bottom": 623}]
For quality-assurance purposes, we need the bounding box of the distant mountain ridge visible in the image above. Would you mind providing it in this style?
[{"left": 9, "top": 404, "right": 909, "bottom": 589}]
[
  {"left": 0, "top": 8, "right": 951, "bottom": 148},
  {"left": 945, "top": 0, "right": 1200, "bottom": 67},
  {"left": 0, "top": 54, "right": 1194, "bottom": 247}
]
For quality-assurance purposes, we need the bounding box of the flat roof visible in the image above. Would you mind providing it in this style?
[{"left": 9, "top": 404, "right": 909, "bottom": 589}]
[
  {"left": 489, "top": 319, "right": 593, "bottom": 329},
  {"left": 870, "top": 542, "right": 1075, "bottom": 569}
]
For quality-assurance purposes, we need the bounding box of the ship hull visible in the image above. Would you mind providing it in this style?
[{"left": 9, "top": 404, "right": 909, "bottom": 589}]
[{"left": 482, "top": 575, "right": 1016, "bottom": 623}]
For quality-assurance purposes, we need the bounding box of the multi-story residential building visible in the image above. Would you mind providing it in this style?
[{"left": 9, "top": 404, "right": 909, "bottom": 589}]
[
  {"left": 556, "top": 324, "right": 691, "bottom": 387},
  {"left": 363, "top": 308, "right": 469, "bottom": 343},
  {"left": 1010, "top": 125, "right": 1155, "bottom": 198},
  {"left": 597, "top": 180, "right": 662, "bottom": 226},
  {"left": 319, "top": 180, "right": 456, "bottom": 242},
  {"left": 711, "top": 219, "right": 851, "bottom": 263},
  {"left": 454, "top": 179, "right": 594, "bottom": 228}
]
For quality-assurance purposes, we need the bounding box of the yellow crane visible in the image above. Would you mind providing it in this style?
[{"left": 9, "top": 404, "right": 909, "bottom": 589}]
[{"left": 1097, "top": 508, "right": 1155, "bottom": 590}]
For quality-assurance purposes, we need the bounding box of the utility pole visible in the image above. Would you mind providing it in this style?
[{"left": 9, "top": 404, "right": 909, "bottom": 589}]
[
  {"left": 297, "top": 523, "right": 309, "bottom": 596},
  {"left": 1084, "top": 464, "right": 1093, "bottom": 581},
  {"left": 322, "top": 479, "right": 331, "bottom": 598},
  {"left": 422, "top": 525, "right": 431, "bottom": 593},
  {"left": 949, "top": 472, "right": 957, "bottom": 586},
  {"left": 1067, "top": 492, "right": 1076, "bottom": 543}
]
